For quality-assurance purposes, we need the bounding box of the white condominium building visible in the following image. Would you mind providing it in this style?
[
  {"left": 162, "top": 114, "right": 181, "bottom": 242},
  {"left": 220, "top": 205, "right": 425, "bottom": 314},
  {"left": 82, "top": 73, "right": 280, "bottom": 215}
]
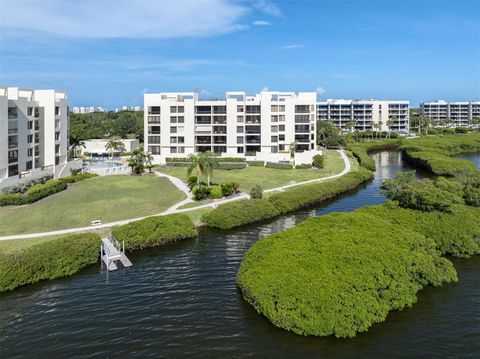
[
  {"left": 317, "top": 99, "right": 410, "bottom": 132},
  {"left": 420, "top": 100, "right": 480, "bottom": 126},
  {"left": 71, "top": 106, "right": 107, "bottom": 114},
  {"left": 144, "top": 91, "right": 317, "bottom": 164},
  {"left": 0, "top": 87, "right": 69, "bottom": 188}
]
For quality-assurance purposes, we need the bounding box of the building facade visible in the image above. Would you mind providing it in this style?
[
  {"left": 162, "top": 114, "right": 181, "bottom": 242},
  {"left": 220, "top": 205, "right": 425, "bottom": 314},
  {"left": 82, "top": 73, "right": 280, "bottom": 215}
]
[
  {"left": 71, "top": 106, "right": 107, "bottom": 114},
  {"left": 316, "top": 99, "right": 410, "bottom": 132},
  {"left": 144, "top": 91, "right": 317, "bottom": 164},
  {"left": 0, "top": 87, "right": 69, "bottom": 189},
  {"left": 420, "top": 100, "right": 480, "bottom": 127}
]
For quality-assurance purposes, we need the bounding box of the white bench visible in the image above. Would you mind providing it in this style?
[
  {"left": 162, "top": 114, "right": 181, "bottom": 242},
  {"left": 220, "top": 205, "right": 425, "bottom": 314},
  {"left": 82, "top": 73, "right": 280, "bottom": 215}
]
[{"left": 91, "top": 219, "right": 103, "bottom": 226}]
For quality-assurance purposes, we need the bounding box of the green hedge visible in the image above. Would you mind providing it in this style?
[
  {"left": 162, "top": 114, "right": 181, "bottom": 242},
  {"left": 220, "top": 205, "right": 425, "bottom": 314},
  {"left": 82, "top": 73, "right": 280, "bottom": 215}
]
[
  {"left": 248, "top": 161, "right": 265, "bottom": 166},
  {"left": 295, "top": 163, "right": 312, "bottom": 169},
  {"left": 402, "top": 148, "right": 476, "bottom": 176},
  {"left": 216, "top": 162, "right": 248, "bottom": 170},
  {"left": 268, "top": 168, "right": 373, "bottom": 214},
  {"left": 237, "top": 210, "right": 457, "bottom": 338},
  {"left": 265, "top": 162, "right": 293, "bottom": 170},
  {"left": 166, "top": 157, "right": 246, "bottom": 163},
  {"left": 112, "top": 214, "right": 197, "bottom": 251},
  {"left": 202, "top": 199, "right": 280, "bottom": 230},
  {"left": 0, "top": 233, "right": 100, "bottom": 292},
  {"left": 61, "top": 172, "right": 98, "bottom": 183}
]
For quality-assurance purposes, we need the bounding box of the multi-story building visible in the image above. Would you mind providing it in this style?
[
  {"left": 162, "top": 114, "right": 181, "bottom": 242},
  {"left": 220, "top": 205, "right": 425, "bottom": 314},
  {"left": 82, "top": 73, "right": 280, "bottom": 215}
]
[
  {"left": 115, "top": 105, "right": 142, "bottom": 112},
  {"left": 71, "top": 106, "right": 107, "bottom": 114},
  {"left": 316, "top": 99, "right": 410, "bottom": 132},
  {"left": 144, "top": 91, "right": 317, "bottom": 164},
  {"left": 420, "top": 100, "right": 480, "bottom": 126},
  {"left": 0, "top": 87, "right": 69, "bottom": 189}
]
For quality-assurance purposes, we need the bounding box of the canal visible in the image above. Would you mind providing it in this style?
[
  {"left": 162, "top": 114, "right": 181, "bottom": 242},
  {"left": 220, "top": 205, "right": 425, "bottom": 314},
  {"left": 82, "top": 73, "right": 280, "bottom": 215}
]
[{"left": 0, "top": 151, "right": 478, "bottom": 358}]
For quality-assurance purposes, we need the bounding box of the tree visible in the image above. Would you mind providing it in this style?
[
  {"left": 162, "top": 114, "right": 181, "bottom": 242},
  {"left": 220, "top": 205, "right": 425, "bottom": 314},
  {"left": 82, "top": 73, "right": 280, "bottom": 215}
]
[
  {"left": 472, "top": 117, "right": 480, "bottom": 132},
  {"left": 187, "top": 154, "right": 206, "bottom": 186},
  {"left": 316, "top": 121, "right": 344, "bottom": 147},
  {"left": 346, "top": 120, "right": 357, "bottom": 132},
  {"left": 128, "top": 146, "right": 146, "bottom": 174},
  {"left": 69, "top": 134, "right": 85, "bottom": 158},
  {"left": 386, "top": 117, "right": 397, "bottom": 138},
  {"left": 199, "top": 152, "right": 215, "bottom": 187},
  {"left": 289, "top": 141, "right": 297, "bottom": 168},
  {"left": 144, "top": 152, "right": 154, "bottom": 173},
  {"left": 372, "top": 122, "right": 380, "bottom": 139},
  {"left": 105, "top": 138, "right": 125, "bottom": 159}
]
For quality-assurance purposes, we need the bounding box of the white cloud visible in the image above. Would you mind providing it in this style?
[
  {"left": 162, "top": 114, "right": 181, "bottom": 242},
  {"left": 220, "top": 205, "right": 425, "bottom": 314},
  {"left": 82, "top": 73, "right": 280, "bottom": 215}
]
[
  {"left": 261, "top": 86, "right": 269, "bottom": 92},
  {"left": 0, "top": 0, "right": 249, "bottom": 38},
  {"left": 253, "top": 0, "right": 282, "bottom": 17},
  {"left": 252, "top": 20, "right": 271, "bottom": 26},
  {"left": 315, "top": 86, "right": 326, "bottom": 96},
  {"left": 281, "top": 44, "right": 304, "bottom": 49}
]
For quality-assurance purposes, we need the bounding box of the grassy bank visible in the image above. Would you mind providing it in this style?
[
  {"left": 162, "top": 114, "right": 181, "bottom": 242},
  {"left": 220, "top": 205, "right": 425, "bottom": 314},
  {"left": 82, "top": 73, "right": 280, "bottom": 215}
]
[
  {"left": 158, "top": 150, "right": 345, "bottom": 192},
  {"left": 348, "top": 139, "right": 402, "bottom": 170},
  {"left": 237, "top": 203, "right": 479, "bottom": 338},
  {"left": 203, "top": 168, "right": 373, "bottom": 230},
  {"left": 0, "top": 175, "right": 186, "bottom": 236}
]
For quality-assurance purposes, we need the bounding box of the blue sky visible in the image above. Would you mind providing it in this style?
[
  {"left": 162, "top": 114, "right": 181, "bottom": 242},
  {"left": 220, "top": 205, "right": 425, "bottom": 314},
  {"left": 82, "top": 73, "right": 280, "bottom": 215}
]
[{"left": 0, "top": 0, "right": 479, "bottom": 108}]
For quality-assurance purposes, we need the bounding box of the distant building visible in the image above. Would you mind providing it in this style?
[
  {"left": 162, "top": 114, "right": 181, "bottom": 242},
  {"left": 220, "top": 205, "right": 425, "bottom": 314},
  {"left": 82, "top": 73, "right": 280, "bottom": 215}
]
[
  {"left": 81, "top": 139, "right": 140, "bottom": 157},
  {"left": 71, "top": 106, "right": 107, "bottom": 114},
  {"left": 420, "top": 100, "right": 480, "bottom": 127},
  {"left": 114, "top": 106, "right": 142, "bottom": 113},
  {"left": 316, "top": 99, "right": 409, "bottom": 132},
  {"left": 1, "top": 86, "right": 74, "bottom": 190}
]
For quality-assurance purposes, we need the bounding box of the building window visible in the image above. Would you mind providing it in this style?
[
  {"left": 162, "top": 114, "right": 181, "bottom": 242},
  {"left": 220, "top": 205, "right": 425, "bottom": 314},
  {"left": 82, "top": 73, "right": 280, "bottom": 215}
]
[
  {"left": 271, "top": 146, "right": 278, "bottom": 153},
  {"left": 237, "top": 116, "right": 244, "bottom": 123},
  {"left": 170, "top": 147, "right": 177, "bottom": 154},
  {"left": 177, "top": 106, "right": 184, "bottom": 113},
  {"left": 178, "top": 147, "right": 185, "bottom": 153},
  {"left": 279, "top": 134, "right": 285, "bottom": 141},
  {"left": 27, "top": 107, "right": 33, "bottom": 116},
  {"left": 237, "top": 147, "right": 244, "bottom": 153},
  {"left": 170, "top": 116, "right": 177, "bottom": 123},
  {"left": 279, "top": 144, "right": 285, "bottom": 151},
  {"left": 279, "top": 105, "right": 285, "bottom": 112},
  {"left": 237, "top": 126, "right": 244, "bottom": 133},
  {"left": 178, "top": 136, "right": 185, "bottom": 144},
  {"left": 55, "top": 119, "right": 60, "bottom": 128},
  {"left": 177, "top": 116, "right": 185, "bottom": 123},
  {"left": 27, "top": 134, "right": 33, "bottom": 143},
  {"left": 27, "top": 148, "right": 33, "bottom": 157},
  {"left": 237, "top": 105, "right": 244, "bottom": 112},
  {"left": 148, "top": 116, "right": 161, "bottom": 123},
  {"left": 271, "top": 115, "right": 278, "bottom": 122},
  {"left": 148, "top": 106, "right": 161, "bottom": 115},
  {"left": 148, "top": 126, "right": 161, "bottom": 134},
  {"left": 271, "top": 125, "right": 278, "bottom": 132},
  {"left": 55, "top": 106, "right": 60, "bottom": 115},
  {"left": 55, "top": 131, "right": 60, "bottom": 140},
  {"left": 34, "top": 107, "right": 40, "bottom": 118},
  {"left": 170, "top": 127, "right": 177, "bottom": 134},
  {"left": 279, "top": 125, "right": 285, "bottom": 131},
  {"left": 170, "top": 106, "right": 177, "bottom": 113},
  {"left": 279, "top": 115, "right": 285, "bottom": 121},
  {"left": 55, "top": 144, "right": 60, "bottom": 154},
  {"left": 271, "top": 105, "right": 278, "bottom": 112},
  {"left": 237, "top": 136, "right": 244, "bottom": 144},
  {"left": 170, "top": 137, "right": 177, "bottom": 144},
  {"left": 148, "top": 146, "right": 161, "bottom": 155},
  {"left": 28, "top": 121, "right": 33, "bottom": 130},
  {"left": 149, "top": 136, "right": 161, "bottom": 144},
  {"left": 271, "top": 136, "right": 278, "bottom": 143},
  {"left": 26, "top": 161, "right": 33, "bottom": 171},
  {"left": 8, "top": 165, "right": 18, "bottom": 177},
  {"left": 8, "top": 107, "right": 17, "bottom": 119}
]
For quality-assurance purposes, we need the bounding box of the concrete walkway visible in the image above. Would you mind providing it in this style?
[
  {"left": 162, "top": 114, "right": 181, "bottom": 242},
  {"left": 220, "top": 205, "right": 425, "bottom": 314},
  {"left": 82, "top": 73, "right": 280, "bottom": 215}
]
[{"left": 0, "top": 150, "right": 350, "bottom": 241}]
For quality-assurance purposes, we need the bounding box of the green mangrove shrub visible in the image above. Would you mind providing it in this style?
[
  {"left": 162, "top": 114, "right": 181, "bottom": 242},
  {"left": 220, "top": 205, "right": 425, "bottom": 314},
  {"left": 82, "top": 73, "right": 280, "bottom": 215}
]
[
  {"left": 237, "top": 211, "right": 457, "bottom": 338},
  {"left": 312, "top": 154, "right": 324, "bottom": 169},
  {"left": 250, "top": 184, "right": 263, "bottom": 199},
  {"left": 112, "top": 214, "right": 197, "bottom": 251},
  {"left": 0, "top": 233, "right": 100, "bottom": 293}
]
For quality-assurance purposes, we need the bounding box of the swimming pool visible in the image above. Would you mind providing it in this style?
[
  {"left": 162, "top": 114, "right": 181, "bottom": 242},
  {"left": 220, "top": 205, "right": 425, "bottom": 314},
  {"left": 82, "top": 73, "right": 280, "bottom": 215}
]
[{"left": 87, "top": 160, "right": 123, "bottom": 169}]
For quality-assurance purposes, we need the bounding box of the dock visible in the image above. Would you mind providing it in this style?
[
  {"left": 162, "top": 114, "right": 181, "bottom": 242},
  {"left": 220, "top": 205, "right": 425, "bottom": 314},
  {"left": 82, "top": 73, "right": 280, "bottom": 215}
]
[{"left": 101, "top": 233, "right": 132, "bottom": 271}]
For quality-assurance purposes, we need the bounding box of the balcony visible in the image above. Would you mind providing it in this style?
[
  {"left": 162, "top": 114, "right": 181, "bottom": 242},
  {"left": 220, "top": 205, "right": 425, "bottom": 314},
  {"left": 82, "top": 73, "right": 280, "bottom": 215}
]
[
  {"left": 8, "top": 128, "right": 18, "bottom": 135},
  {"left": 8, "top": 157, "right": 18, "bottom": 164}
]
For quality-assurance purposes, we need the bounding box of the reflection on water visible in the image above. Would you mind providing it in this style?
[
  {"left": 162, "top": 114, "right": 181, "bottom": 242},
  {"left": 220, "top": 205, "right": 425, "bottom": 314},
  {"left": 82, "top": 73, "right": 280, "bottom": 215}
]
[{"left": 0, "top": 151, "right": 478, "bottom": 359}]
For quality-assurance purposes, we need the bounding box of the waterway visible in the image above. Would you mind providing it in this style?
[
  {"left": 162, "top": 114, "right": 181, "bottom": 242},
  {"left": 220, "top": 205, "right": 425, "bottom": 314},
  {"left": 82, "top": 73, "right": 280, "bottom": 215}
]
[{"left": 0, "top": 151, "right": 478, "bottom": 358}]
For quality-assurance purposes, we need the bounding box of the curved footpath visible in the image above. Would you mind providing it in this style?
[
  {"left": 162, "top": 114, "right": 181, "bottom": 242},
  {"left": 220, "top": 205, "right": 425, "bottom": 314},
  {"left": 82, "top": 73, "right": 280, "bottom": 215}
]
[{"left": 0, "top": 150, "right": 350, "bottom": 241}]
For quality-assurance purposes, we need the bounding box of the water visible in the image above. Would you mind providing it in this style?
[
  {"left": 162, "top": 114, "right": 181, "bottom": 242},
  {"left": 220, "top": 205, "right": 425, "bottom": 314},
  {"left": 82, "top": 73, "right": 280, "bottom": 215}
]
[
  {"left": 0, "top": 152, "right": 478, "bottom": 359},
  {"left": 88, "top": 160, "right": 122, "bottom": 169}
]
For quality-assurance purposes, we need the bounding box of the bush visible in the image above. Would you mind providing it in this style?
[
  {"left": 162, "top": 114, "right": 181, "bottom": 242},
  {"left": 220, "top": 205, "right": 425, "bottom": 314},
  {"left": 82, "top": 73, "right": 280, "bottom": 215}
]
[
  {"left": 0, "top": 233, "right": 100, "bottom": 292},
  {"left": 295, "top": 163, "right": 312, "bottom": 169},
  {"left": 1, "top": 174, "right": 53, "bottom": 194},
  {"left": 187, "top": 176, "right": 198, "bottom": 189},
  {"left": 0, "top": 193, "right": 24, "bottom": 206},
  {"left": 349, "top": 146, "right": 376, "bottom": 170},
  {"left": 265, "top": 162, "right": 293, "bottom": 170},
  {"left": 70, "top": 168, "right": 82, "bottom": 176},
  {"left": 209, "top": 185, "right": 223, "bottom": 199},
  {"left": 237, "top": 210, "right": 456, "bottom": 338},
  {"left": 248, "top": 161, "right": 265, "bottom": 167},
  {"left": 202, "top": 199, "right": 279, "bottom": 230},
  {"left": 193, "top": 184, "right": 210, "bottom": 200},
  {"left": 221, "top": 182, "right": 240, "bottom": 197},
  {"left": 112, "top": 214, "right": 197, "bottom": 251},
  {"left": 268, "top": 168, "right": 373, "bottom": 214},
  {"left": 61, "top": 172, "right": 98, "bottom": 183},
  {"left": 312, "top": 154, "right": 324, "bottom": 169},
  {"left": 216, "top": 162, "right": 248, "bottom": 170},
  {"left": 250, "top": 184, "right": 263, "bottom": 199}
]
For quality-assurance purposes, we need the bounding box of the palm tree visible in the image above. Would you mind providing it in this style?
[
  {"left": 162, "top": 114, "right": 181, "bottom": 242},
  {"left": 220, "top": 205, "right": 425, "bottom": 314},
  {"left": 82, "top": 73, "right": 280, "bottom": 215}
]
[
  {"left": 386, "top": 117, "right": 397, "bottom": 138},
  {"left": 105, "top": 138, "right": 125, "bottom": 159},
  {"left": 187, "top": 154, "right": 206, "bottom": 186},
  {"left": 289, "top": 141, "right": 297, "bottom": 168},
  {"left": 144, "top": 152, "right": 154, "bottom": 173},
  {"left": 199, "top": 153, "right": 215, "bottom": 187},
  {"left": 472, "top": 117, "right": 480, "bottom": 132},
  {"left": 69, "top": 135, "right": 85, "bottom": 158}
]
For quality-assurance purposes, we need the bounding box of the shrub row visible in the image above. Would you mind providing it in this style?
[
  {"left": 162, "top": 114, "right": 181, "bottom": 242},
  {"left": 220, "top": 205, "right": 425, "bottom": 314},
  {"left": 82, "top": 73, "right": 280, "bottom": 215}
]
[
  {"left": 295, "top": 163, "right": 312, "bottom": 169},
  {"left": 237, "top": 209, "right": 457, "bottom": 338},
  {"left": 216, "top": 162, "right": 248, "bottom": 170},
  {"left": 203, "top": 168, "right": 374, "bottom": 229},
  {"left": 1, "top": 174, "right": 53, "bottom": 194},
  {"left": 265, "top": 162, "right": 293, "bottom": 170},
  {"left": 0, "top": 173, "right": 98, "bottom": 206},
  {"left": 112, "top": 214, "right": 198, "bottom": 251},
  {"left": 165, "top": 157, "right": 246, "bottom": 163},
  {"left": 0, "top": 233, "right": 100, "bottom": 293},
  {"left": 248, "top": 161, "right": 265, "bottom": 166}
]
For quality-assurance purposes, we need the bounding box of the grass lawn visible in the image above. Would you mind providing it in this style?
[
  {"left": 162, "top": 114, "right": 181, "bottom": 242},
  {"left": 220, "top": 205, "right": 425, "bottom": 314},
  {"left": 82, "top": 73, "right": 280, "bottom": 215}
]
[
  {"left": 158, "top": 150, "right": 345, "bottom": 193},
  {"left": 0, "top": 175, "right": 186, "bottom": 236}
]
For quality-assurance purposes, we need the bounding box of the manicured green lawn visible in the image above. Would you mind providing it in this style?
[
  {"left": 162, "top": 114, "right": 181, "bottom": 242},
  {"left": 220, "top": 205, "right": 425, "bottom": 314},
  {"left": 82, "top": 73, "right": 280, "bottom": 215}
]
[
  {"left": 159, "top": 150, "right": 345, "bottom": 192},
  {"left": 0, "top": 175, "right": 185, "bottom": 236}
]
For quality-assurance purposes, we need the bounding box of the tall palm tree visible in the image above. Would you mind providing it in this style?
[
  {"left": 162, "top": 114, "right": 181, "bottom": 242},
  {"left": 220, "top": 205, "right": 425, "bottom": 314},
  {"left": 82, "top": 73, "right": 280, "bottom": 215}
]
[
  {"left": 105, "top": 138, "right": 125, "bottom": 159},
  {"left": 187, "top": 154, "right": 206, "bottom": 186},
  {"left": 199, "top": 153, "right": 215, "bottom": 187},
  {"left": 144, "top": 152, "right": 154, "bottom": 173},
  {"left": 386, "top": 117, "right": 397, "bottom": 138},
  {"left": 289, "top": 141, "right": 297, "bottom": 168},
  {"left": 69, "top": 135, "right": 85, "bottom": 158}
]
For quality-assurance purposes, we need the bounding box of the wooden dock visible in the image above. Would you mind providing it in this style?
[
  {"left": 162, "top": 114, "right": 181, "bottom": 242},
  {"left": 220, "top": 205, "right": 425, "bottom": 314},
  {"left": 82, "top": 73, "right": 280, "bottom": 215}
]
[{"left": 101, "top": 234, "right": 132, "bottom": 271}]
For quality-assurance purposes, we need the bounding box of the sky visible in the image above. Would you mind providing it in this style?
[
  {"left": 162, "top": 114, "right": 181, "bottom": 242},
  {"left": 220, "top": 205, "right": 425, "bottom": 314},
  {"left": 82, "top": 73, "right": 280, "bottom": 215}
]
[{"left": 0, "top": 0, "right": 479, "bottom": 109}]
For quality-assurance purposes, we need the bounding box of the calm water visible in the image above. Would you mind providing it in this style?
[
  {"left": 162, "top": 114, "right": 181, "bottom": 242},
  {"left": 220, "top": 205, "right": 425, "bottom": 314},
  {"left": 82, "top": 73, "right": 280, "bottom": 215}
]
[{"left": 0, "top": 152, "right": 478, "bottom": 359}]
